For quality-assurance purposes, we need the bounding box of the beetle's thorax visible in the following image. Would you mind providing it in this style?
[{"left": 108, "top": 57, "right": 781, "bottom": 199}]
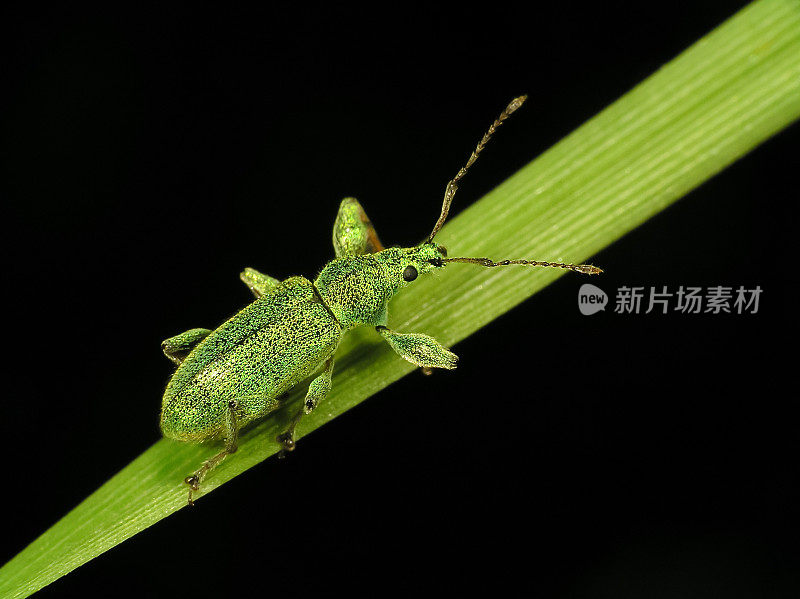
[
  {"left": 314, "top": 254, "right": 395, "bottom": 330},
  {"left": 314, "top": 245, "right": 443, "bottom": 330}
]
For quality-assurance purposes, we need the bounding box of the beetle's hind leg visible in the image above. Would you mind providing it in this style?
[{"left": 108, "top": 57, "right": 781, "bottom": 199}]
[
  {"left": 185, "top": 399, "right": 240, "bottom": 506},
  {"left": 240, "top": 267, "right": 280, "bottom": 298},
  {"left": 162, "top": 328, "right": 212, "bottom": 365},
  {"left": 277, "top": 357, "right": 335, "bottom": 454}
]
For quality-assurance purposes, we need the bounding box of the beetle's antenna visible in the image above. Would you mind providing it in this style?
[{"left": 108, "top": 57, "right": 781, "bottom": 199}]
[
  {"left": 442, "top": 256, "right": 602, "bottom": 275},
  {"left": 426, "top": 95, "right": 527, "bottom": 244}
]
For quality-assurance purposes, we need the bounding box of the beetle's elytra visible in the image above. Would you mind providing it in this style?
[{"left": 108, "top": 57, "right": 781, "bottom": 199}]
[{"left": 159, "top": 96, "right": 601, "bottom": 505}]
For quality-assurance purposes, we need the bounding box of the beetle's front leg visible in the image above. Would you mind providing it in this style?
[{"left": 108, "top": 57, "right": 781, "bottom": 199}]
[
  {"left": 332, "top": 197, "right": 385, "bottom": 258},
  {"left": 376, "top": 326, "right": 458, "bottom": 370},
  {"left": 277, "top": 357, "right": 335, "bottom": 453},
  {"left": 185, "top": 399, "right": 240, "bottom": 506}
]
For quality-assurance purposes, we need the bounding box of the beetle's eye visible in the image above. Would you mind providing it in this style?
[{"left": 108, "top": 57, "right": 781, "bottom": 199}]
[{"left": 403, "top": 265, "right": 418, "bottom": 282}]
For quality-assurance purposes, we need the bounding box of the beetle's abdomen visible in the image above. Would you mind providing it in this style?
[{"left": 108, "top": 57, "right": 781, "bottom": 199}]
[{"left": 160, "top": 276, "right": 341, "bottom": 441}]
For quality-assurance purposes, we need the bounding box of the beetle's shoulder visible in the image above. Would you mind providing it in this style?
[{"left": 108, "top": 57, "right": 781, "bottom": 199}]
[
  {"left": 168, "top": 276, "right": 316, "bottom": 370},
  {"left": 205, "top": 274, "right": 316, "bottom": 337}
]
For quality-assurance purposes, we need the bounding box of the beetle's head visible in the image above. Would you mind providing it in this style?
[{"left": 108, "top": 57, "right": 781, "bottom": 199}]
[{"left": 390, "top": 242, "right": 449, "bottom": 285}]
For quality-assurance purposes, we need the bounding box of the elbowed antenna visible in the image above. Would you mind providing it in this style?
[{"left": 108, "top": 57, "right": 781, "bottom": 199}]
[
  {"left": 426, "top": 95, "right": 527, "bottom": 244},
  {"left": 442, "top": 257, "right": 603, "bottom": 275}
]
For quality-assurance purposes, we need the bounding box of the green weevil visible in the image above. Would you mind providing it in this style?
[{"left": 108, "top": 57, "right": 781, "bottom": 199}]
[{"left": 159, "top": 96, "right": 601, "bottom": 504}]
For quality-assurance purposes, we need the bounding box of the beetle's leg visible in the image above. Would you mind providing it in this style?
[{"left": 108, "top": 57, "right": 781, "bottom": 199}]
[
  {"left": 185, "top": 399, "right": 240, "bottom": 506},
  {"left": 277, "top": 357, "right": 335, "bottom": 453},
  {"left": 333, "top": 197, "right": 385, "bottom": 258},
  {"left": 161, "top": 328, "right": 212, "bottom": 366},
  {"left": 376, "top": 309, "right": 437, "bottom": 377},
  {"left": 376, "top": 326, "right": 458, "bottom": 370},
  {"left": 240, "top": 267, "right": 281, "bottom": 298}
]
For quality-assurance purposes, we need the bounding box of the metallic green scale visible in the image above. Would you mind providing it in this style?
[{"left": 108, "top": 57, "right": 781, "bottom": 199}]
[
  {"left": 160, "top": 97, "right": 601, "bottom": 504},
  {"left": 161, "top": 243, "right": 445, "bottom": 445},
  {"left": 316, "top": 246, "right": 441, "bottom": 329},
  {"left": 161, "top": 276, "right": 340, "bottom": 442},
  {"left": 160, "top": 198, "right": 457, "bottom": 505}
]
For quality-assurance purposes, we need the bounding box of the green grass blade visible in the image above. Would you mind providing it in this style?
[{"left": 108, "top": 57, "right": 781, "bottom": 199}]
[{"left": 2, "top": 0, "right": 799, "bottom": 596}]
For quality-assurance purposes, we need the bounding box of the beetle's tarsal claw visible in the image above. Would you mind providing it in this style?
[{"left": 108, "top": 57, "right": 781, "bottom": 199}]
[
  {"left": 186, "top": 482, "right": 197, "bottom": 506},
  {"left": 276, "top": 431, "right": 296, "bottom": 452}
]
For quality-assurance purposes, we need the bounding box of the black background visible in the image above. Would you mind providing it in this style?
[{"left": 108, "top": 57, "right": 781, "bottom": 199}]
[{"left": 1, "top": 2, "right": 797, "bottom": 597}]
